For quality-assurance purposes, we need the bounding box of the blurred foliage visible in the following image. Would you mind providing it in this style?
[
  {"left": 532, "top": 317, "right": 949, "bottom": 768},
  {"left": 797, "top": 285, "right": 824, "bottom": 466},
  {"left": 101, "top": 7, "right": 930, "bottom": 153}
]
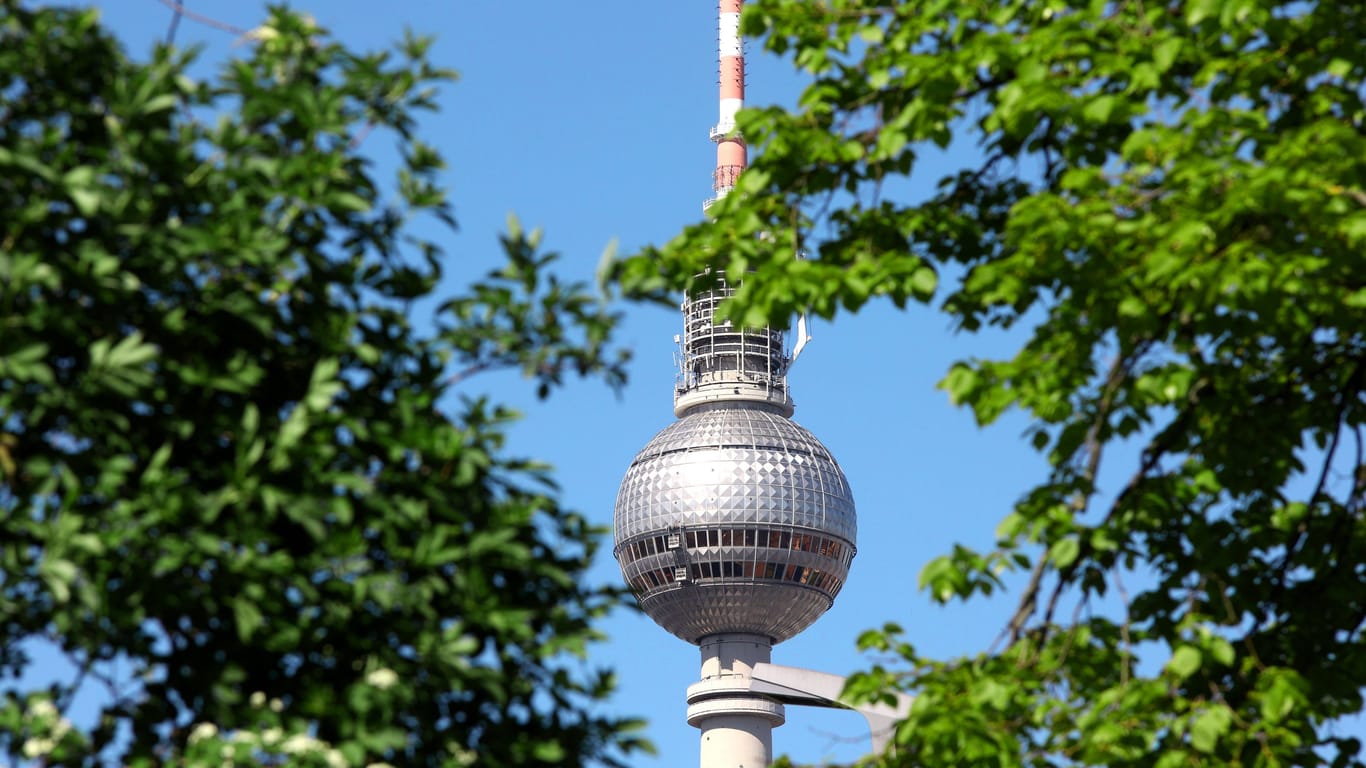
[
  {"left": 614, "top": 0, "right": 1366, "bottom": 765},
  {"left": 0, "top": 2, "right": 643, "bottom": 766}
]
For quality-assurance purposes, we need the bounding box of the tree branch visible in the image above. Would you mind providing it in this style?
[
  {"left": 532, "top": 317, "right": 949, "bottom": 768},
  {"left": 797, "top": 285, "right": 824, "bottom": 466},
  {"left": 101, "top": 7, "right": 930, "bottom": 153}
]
[
  {"left": 163, "top": 0, "right": 184, "bottom": 45},
  {"left": 1028, "top": 346, "right": 1141, "bottom": 640},
  {"left": 152, "top": 0, "right": 249, "bottom": 37}
]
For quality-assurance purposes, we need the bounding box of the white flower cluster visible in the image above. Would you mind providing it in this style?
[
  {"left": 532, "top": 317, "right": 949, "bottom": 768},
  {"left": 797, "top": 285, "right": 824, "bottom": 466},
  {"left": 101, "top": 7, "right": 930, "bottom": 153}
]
[
  {"left": 245, "top": 691, "right": 282, "bottom": 710},
  {"left": 186, "top": 695, "right": 351, "bottom": 768},
  {"left": 188, "top": 722, "right": 219, "bottom": 744},
  {"left": 364, "top": 667, "right": 398, "bottom": 690},
  {"left": 180, "top": 683, "right": 422, "bottom": 768},
  {"left": 19, "top": 697, "right": 76, "bottom": 759},
  {"left": 447, "top": 741, "right": 478, "bottom": 767}
]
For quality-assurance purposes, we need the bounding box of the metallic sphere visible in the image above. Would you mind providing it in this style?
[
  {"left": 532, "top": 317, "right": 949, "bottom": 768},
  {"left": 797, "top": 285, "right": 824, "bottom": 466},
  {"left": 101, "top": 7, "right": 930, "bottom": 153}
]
[{"left": 614, "top": 402, "right": 857, "bottom": 644}]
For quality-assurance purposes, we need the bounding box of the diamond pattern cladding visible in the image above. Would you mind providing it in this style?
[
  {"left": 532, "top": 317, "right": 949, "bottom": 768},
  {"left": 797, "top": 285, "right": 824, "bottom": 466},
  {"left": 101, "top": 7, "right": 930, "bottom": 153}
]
[{"left": 613, "top": 404, "right": 857, "bottom": 644}]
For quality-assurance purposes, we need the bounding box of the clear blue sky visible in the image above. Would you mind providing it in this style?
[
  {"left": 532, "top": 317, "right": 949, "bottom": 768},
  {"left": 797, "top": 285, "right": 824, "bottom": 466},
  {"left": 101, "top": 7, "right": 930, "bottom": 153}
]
[{"left": 87, "top": 2, "right": 1053, "bottom": 764}]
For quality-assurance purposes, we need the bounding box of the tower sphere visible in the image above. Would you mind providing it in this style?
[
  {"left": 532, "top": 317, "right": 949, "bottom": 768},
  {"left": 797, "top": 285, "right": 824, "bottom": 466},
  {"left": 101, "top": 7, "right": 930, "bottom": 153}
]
[{"left": 614, "top": 401, "right": 856, "bottom": 644}]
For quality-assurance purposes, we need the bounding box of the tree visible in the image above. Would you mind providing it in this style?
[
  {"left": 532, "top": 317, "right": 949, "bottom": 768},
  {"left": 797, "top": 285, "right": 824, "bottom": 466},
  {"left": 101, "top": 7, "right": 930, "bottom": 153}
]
[
  {"left": 614, "top": 0, "right": 1366, "bottom": 764},
  {"left": 0, "top": 3, "right": 643, "bottom": 766}
]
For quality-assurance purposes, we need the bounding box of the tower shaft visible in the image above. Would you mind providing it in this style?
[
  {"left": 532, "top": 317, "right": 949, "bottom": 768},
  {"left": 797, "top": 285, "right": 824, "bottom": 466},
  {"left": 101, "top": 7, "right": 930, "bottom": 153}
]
[{"left": 688, "top": 634, "right": 782, "bottom": 768}]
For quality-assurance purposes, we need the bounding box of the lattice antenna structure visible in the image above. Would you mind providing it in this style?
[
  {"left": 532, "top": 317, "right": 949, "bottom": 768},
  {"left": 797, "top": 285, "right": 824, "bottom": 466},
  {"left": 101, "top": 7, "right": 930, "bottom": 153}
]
[{"left": 675, "top": 0, "right": 792, "bottom": 418}]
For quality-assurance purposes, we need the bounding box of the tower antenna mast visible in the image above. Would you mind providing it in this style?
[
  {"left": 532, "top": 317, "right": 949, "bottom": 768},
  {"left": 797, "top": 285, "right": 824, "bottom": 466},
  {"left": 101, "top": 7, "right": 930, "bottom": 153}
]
[{"left": 711, "top": 0, "right": 747, "bottom": 206}]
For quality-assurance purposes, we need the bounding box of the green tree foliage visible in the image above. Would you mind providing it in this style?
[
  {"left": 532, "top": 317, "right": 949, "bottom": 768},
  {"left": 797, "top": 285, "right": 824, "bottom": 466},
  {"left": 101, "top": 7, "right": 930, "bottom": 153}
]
[
  {"left": 0, "top": 3, "right": 641, "bottom": 766},
  {"left": 616, "top": 0, "right": 1366, "bottom": 764}
]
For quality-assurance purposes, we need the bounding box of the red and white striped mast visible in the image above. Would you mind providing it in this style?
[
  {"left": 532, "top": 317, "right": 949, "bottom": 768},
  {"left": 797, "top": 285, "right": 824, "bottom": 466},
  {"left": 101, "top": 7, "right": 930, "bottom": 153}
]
[{"left": 709, "top": 0, "right": 747, "bottom": 206}]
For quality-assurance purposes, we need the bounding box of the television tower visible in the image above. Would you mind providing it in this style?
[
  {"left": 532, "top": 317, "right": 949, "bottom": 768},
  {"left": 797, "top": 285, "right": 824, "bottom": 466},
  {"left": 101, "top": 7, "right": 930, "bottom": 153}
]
[{"left": 613, "top": 4, "right": 906, "bottom": 766}]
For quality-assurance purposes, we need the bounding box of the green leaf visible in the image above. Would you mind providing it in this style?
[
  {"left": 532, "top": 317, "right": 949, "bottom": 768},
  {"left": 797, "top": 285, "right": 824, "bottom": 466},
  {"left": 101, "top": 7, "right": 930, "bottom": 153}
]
[
  {"left": 303, "top": 357, "right": 342, "bottom": 411},
  {"left": 232, "top": 597, "right": 264, "bottom": 642},
  {"left": 532, "top": 741, "right": 567, "bottom": 762},
  {"left": 1168, "top": 646, "right": 1202, "bottom": 679},
  {"left": 1259, "top": 669, "right": 1307, "bottom": 723},
  {"left": 1082, "top": 94, "right": 1121, "bottom": 123},
  {"left": 1048, "top": 537, "right": 1080, "bottom": 568},
  {"left": 1185, "top": 0, "right": 1222, "bottom": 25},
  {"left": 940, "top": 363, "right": 979, "bottom": 406},
  {"left": 0, "top": 343, "right": 53, "bottom": 384},
  {"left": 140, "top": 93, "right": 179, "bottom": 115},
  {"left": 910, "top": 265, "right": 937, "bottom": 298},
  {"left": 917, "top": 555, "right": 963, "bottom": 603},
  {"left": 40, "top": 558, "right": 78, "bottom": 604},
  {"left": 96, "top": 331, "right": 159, "bottom": 369},
  {"left": 70, "top": 187, "right": 101, "bottom": 217},
  {"left": 273, "top": 407, "right": 311, "bottom": 468},
  {"left": 1118, "top": 295, "right": 1146, "bottom": 319},
  {"left": 63, "top": 165, "right": 101, "bottom": 216},
  {"left": 329, "top": 191, "right": 371, "bottom": 212},
  {"left": 1208, "top": 636, "right": 1235, "bottom": 667},
  {"left": 1341, "top": 214, "right": 1366, "bottom": 247},
  {"left": 1153, "top": 37, "right": 1183, "bottom": 72},
  {"left": 1190, "top": 704, "right": 1232, "bottom": 753},
  {"left": 0, "top": 145, "right": 56, "bottom": 181}
]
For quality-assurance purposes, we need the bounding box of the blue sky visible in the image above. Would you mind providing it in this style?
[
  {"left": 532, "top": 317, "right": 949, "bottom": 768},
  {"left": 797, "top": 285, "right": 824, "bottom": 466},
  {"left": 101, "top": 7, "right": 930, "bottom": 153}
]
[{"left": 87, "top": 2, "right": 1053, "bottom": 764}]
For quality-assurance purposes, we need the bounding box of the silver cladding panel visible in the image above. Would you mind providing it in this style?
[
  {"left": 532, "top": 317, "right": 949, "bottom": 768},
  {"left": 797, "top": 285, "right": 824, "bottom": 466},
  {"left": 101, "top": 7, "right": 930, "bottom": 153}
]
[{"left": 614, "top": 404, "right": 856, "bottom": 644}]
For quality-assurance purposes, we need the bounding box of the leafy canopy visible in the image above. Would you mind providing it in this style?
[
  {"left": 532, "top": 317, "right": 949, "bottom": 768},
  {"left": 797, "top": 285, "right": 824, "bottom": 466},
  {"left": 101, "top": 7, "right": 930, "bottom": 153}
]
[
  {"left": 0, "top": 3, "right": 641, "bottom": 766},
  {"left": 616, "top": 0, "right": 1366, "bottom": 765}
]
